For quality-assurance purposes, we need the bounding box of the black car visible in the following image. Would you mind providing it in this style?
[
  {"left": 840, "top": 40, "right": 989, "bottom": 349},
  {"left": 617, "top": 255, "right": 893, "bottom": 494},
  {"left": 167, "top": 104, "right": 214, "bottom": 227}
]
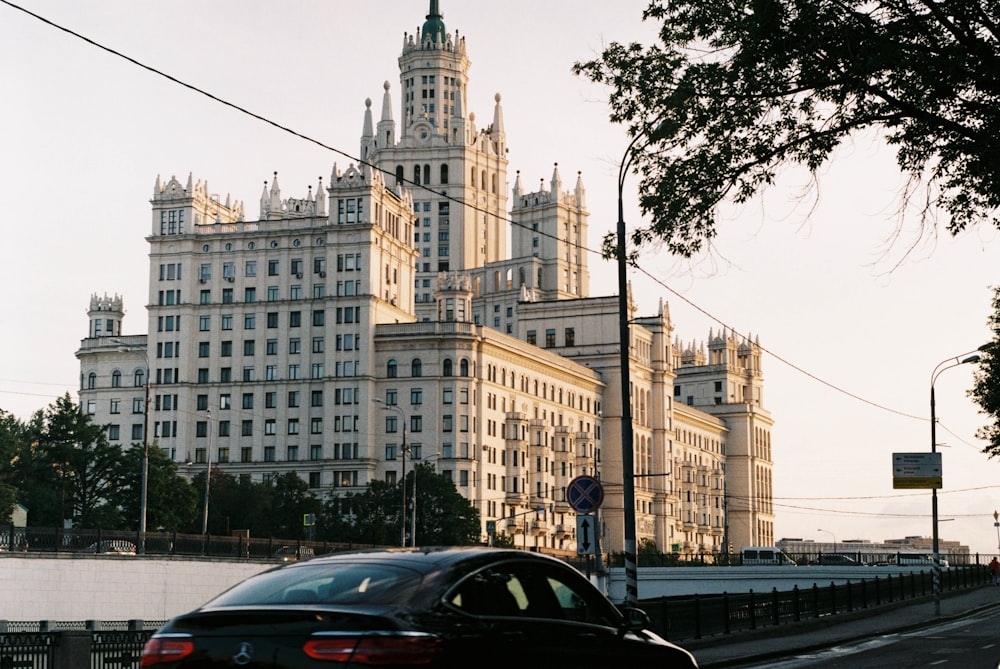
[
  {"left": 141, "top": 547, "right": 698, "bottom": 668},
  {"left": 814, "top": 553, "right": 859, "bottom": 566}
]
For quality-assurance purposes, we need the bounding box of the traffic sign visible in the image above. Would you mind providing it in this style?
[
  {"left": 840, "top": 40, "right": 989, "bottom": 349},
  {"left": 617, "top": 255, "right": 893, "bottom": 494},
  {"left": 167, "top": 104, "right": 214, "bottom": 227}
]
[
  {"left": 566, "top": 475, "right": 604, "bottom": 514},
  {"left": 892, "top": 452, "right": 942, "bottom": 489},
  {"left": 576, "top": 515, "right": 596, "bottom": 556}
]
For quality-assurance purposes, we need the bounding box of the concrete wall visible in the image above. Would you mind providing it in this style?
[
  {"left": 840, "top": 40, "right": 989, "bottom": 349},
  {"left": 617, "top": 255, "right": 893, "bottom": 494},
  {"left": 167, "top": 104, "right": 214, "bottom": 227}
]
[
  {"left": 0, "top": 554, "right": 273, "bottom": 623},
  {"left": 606, "top": 566, "right": 929, "bottom": 601},
  {"left": 2, "top": 554, "right": 936, "bottom": 624}
]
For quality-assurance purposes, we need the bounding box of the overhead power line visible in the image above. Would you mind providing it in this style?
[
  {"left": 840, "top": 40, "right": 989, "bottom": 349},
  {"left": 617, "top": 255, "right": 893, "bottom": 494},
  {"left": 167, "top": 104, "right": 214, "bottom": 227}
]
[{"left": 0, "top": 0, "right": 954, "bottom": 428}]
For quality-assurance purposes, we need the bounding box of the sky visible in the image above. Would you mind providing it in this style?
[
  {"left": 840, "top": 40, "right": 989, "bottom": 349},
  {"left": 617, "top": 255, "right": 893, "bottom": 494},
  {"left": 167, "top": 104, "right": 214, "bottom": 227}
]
[{"left": 1, "top": 1, "right": 998, "bottom": 554}]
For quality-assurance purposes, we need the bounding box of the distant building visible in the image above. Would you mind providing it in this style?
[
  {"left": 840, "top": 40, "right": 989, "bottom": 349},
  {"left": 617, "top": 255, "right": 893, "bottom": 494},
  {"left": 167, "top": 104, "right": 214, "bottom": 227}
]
[
  {"left": 76, "top": 1, "right": 775, "bottom": 554},
  {"left": 777, "top": 537, "right": 970, "bottom": 559}
]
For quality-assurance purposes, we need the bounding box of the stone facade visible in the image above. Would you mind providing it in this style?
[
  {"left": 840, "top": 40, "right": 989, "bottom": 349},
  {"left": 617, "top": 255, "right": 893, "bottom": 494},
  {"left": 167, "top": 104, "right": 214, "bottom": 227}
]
[{"left": 76, "top": 1, "right": 774, "bottom": 554}]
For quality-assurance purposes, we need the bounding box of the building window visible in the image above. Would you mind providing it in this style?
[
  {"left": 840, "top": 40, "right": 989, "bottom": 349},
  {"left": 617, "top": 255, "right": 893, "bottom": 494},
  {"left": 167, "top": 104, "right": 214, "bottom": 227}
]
[
  {"left": 527, "top": 330, "right": 536, "bottom": 345},
  {"left": 565, "top": 328, "right": 575, "bottom": 347},
  {"left": 411, "top": 388, "right": 423, "bottom": 405},
  {"left": 545, "top": 329, "right": 556, "bottom": 348},
  {"left": 387, "top": 359, "right": 398, "bottom": 378},
  {"left": 411, "top": 358, "right": 422, "bottom": 377}
]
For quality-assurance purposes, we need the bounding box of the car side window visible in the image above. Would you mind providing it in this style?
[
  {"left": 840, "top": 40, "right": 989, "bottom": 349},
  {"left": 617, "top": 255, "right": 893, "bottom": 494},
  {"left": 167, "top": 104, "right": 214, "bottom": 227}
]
[
  {"left": 448, "top": 561, "right": 618, "bottom": 627},
  {"left": 449, "top": 568, "right": 527, "bottom": 616}
]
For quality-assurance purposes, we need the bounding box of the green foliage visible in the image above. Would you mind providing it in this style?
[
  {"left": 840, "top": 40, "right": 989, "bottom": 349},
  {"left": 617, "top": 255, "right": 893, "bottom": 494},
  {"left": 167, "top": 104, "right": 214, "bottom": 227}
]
[
  {"left": 321, "top": 463, "right": 481, "bottom": 547},
  {"left": 5, "top": 396, "right": 124, "bottom": 528},
  {"left": 490, "top": 531, "right": 517, "bottom": 548},
  {"left": 109, "top": 443, "right": 197, "bottom": 531},
  {"left": 638, "top": 537, "right": 660, "bottom": 556},
  {"left": 971, "top": 288, "right": 1000, "bottom": 458},
  {"left": 574, "top": 0, "right": 1000, "bottom": 256}
]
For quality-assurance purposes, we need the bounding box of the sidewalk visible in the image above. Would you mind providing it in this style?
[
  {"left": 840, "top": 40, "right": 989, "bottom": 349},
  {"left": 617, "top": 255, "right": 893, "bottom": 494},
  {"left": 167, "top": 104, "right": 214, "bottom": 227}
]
[{"left": 681, "top": 585, "right": 1000, "bottom": 668}]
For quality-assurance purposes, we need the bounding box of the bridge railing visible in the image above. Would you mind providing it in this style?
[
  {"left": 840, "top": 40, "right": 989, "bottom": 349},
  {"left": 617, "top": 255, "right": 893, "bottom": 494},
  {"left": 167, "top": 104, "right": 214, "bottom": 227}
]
[
  {"left": 642, "top": 564, "right": 989, "bottom": 642},
  {"left": 0, "top": 620, "right": 163, "bottom": 669},
  {"left": 0, "top": 524, "right": 381, "bottom": 560}
]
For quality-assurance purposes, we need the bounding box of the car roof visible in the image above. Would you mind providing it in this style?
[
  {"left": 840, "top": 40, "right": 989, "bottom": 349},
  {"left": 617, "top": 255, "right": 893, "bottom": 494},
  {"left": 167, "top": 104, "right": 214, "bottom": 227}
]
[{"left": 284, "top": 546, "right": 566, "bottom": 574}]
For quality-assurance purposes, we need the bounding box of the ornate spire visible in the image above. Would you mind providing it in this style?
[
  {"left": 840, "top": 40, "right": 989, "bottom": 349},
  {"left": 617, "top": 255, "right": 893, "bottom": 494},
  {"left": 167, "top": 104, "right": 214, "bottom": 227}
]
[{"left": 422, "top": 0, "right": 446, "bottom": 44}]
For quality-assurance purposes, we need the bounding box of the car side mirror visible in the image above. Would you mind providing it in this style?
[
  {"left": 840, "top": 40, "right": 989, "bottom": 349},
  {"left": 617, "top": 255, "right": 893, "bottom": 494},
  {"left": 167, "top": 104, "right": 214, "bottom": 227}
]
[{"left": 618, "top": 606, "right": 650, "bottom": 636}]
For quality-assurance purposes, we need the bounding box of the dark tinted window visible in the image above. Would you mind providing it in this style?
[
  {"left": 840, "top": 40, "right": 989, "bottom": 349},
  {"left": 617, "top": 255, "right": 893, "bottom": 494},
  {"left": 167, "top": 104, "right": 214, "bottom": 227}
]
[
  {"left": 446, "top": 560, "right": 619, "bottom": 626},
  {"left": 207, "top": 563, "right": 425, "bottom": 607}
]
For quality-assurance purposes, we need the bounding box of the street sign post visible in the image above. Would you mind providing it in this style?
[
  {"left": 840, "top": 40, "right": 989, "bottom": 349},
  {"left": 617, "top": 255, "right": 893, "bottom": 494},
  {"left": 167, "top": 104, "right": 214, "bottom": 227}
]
[
  {"left": 566, "top": 475, "right": 604, "bottom": 514},
  {"left": 576, "top": 515, "right": 597, "bottom": 556},
  {"left": 892, "top": 452, "right": 942, "bottom": 489}
]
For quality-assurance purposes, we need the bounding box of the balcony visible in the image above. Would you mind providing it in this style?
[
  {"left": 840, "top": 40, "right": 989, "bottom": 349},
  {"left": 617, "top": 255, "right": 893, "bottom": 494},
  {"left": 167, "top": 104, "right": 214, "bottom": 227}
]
[{"left": 530, "top": 520, "right": 549, "bottom": 536}]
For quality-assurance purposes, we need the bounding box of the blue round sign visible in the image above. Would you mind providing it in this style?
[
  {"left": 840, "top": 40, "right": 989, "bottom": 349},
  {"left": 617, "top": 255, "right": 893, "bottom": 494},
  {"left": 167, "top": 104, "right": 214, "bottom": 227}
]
[{"left": 566, "top": 475, "right": 604, "bottom": 514}]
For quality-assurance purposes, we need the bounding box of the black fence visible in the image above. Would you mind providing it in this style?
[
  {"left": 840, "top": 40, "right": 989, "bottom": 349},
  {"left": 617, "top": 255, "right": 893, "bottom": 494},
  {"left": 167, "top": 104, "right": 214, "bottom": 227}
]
[
  {"left": 607, "top": 550, "right": 990, "bottom": 567},
  {"left": 643, "top": 564, "right": 990, "bottom": 642},
  {"left": 0, "top": 525, "right": 380, "bottom": 561},
  {"left": 0, "top": 621, "right": 163, "bottom": 669}
]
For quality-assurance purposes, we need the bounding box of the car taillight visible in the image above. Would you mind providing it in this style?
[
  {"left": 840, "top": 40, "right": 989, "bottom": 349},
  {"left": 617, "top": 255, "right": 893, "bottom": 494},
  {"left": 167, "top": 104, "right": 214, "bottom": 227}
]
[
  {"left": 141, "top": 636, "right": 195, "bottom": 667},
  {"left": 302, "top": 633, "right": 441, "bottom": 665}
]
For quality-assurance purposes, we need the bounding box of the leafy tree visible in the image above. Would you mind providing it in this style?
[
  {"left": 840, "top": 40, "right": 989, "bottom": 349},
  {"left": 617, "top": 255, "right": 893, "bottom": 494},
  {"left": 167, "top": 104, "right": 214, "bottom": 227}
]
[
  {"left": 9, "top": 396, "right": 123, "bottom": 528},
  {"left": 490, "top": 532, "right": 517, "bottom": 549},
  {"left": 320, "top": 464, "right": 481, "bottom": 547},
  {"left": 971, "top": 288, "right": 1000, "bottom": 457},
  {"left": 574, "top": 0, "right": 1000, "bottom": 257},
  {"left": 109, "top": 443, "right": 197, "bottom": 531},
  {"left": 269, "top": 472, "right": 322, "bottom": 539},
  {"left": 44, "top": 395, "right": 124, "bottom": 528},
  {"left": 190, "top": 467, "right": 255, "bottom": 535},
  {"left": 0, "top": 410, "right": 25, "bottom": 521},
  {"left": 321, "top": 479, "right": 402, "bottom": 546},
  {"left": 409, "top": 463, "right": 481, "bottom": 545}
]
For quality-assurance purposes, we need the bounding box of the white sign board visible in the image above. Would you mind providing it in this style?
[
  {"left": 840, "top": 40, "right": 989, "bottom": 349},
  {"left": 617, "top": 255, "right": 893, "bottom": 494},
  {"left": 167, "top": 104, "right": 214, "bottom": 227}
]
[
  {"left": 576, "top": 514, "right": 597, "bottom": 556},
  {"left": 892, "top": 452, "right": 942, "bottom": 489}
]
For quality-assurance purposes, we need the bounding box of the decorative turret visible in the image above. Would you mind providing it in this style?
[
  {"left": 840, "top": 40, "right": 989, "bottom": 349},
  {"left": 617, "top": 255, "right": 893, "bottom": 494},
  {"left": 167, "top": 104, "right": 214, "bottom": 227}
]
[
  {"left": 88, "top": 293, "right": 124, "bottom": 339},
  {"left": 361, "top": 98, "right": 375, "bottom": 162},
  {"left": 152, "top": 172, "right": 242, "bottom": 233},
  {"left": 378, "top": 81, "right": 396, "bottom": 149},
  {"left": 436, "top": 272, "right": 473, "bottom": 322}
]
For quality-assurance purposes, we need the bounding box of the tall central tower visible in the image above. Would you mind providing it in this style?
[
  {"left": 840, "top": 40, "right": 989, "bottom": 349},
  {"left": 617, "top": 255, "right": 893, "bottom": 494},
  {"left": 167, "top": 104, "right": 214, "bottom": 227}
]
[{"left": 366, "top": 0, "right": 509, "bottom": 320}]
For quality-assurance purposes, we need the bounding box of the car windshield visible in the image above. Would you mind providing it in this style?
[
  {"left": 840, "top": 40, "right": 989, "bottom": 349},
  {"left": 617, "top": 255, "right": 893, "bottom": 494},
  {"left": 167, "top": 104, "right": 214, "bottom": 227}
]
[{"left": 207, "top": 562, "right": 426, "bottom": 607}]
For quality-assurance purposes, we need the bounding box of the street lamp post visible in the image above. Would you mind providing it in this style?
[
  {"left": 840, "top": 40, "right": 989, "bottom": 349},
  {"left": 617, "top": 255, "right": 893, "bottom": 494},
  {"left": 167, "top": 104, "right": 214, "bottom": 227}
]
[
  {"left": 930, "top": 351, "right": 983, "bottom": 615},
  {"left": 994, "top": 510, "right": 999, "bottom": 556},
  {"left": 113, "top": 339, "right": 150, "bottom": 553},
  {"left": 617, "top": 122, "right": 667, "bottom": 607},
  {"left": 818, "top": 528, "right": 837, "bottom": 554},
  {"left": 374, "top": 399, "right": 408, "bottom": 547},
  {"left": 202, "top": 409, "right": 213, "bottom": 535}
]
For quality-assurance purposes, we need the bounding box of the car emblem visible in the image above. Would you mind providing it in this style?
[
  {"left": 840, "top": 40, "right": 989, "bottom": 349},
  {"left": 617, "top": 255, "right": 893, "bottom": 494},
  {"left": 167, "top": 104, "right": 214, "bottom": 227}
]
[{"left": 232, "top": 642, "right": 254, "bottom": 665}]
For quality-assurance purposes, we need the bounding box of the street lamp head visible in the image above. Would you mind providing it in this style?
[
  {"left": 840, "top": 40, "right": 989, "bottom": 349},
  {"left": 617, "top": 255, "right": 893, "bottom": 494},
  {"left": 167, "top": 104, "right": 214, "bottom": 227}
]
[{"left": 961, "top": 354, "right": 981, "bottom": 364}]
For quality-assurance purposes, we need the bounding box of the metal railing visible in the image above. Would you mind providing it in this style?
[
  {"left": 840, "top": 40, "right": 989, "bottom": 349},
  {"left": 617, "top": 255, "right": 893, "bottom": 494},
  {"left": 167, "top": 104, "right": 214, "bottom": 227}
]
[
  {"left": 0, "top": 525, "right": 381, "bottom": 560},
  {"left": 0, "top": 621, "right": 163, "bottom": 669},
  {"left": 606, "top": 550, "right": 989, "bottom": 567},
  {"left": 642, "top": 565, "right": 989, "bottom": 642}
]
